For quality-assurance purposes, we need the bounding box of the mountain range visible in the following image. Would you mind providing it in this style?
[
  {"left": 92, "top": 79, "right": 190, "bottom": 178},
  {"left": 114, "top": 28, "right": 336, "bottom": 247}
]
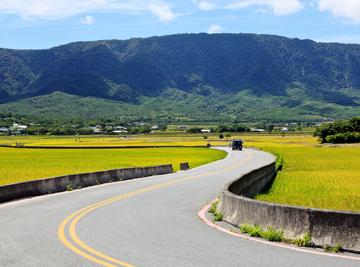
[{"left": 0, "top": 33, "right": 359, "bottom": 123}]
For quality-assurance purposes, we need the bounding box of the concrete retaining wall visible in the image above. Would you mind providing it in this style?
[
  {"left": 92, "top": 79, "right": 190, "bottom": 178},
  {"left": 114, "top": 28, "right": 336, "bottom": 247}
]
[
  {"left": 218, "top": 161, "right": 360, "bottom": 252},
  {"left": 0, "top": 165, "right": 173, "bottom": 203}
]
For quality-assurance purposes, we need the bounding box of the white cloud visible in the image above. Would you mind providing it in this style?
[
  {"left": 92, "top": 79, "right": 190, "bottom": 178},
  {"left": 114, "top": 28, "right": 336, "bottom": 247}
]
[
  {"left": 207, "top": 24, "right": 223, "bottom": 33},
  {"left": 149, "top": 2, "right": 177, "bottom": 22},
  {"left": 81, "top": 15, "right": 95, "bottom": 25},
  {"left": 0, "top": 0, "right": 177, "bottom": 22},
  {"left": 193, "top": 0, "right": 216, "bottom": 11},
  {"left": 318, "top": 0, "right": 360, "bottom": 23},
  {"left": 226, "top": 0, "right": 303, "bottom": 15}
]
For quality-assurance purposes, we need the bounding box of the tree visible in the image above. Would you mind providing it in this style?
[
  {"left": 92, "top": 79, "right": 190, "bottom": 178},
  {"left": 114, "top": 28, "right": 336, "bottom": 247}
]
[
  {"left": 314, "top": 117, "right": 360, "bottom": 143},
  {"left": 266, "top": 124, "right": 274, "bottom": 133},
  {"left": 188, "top": 127, "right": 202, "bottom": 133},
  {"left": 219, "top": 134, "right": 224, "bottom": 139}
]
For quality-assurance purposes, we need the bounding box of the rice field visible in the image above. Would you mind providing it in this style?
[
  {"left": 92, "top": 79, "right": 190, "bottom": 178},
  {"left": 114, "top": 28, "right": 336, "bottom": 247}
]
[
  {"left": 254, "top": 141, "right": 360, "bottom": 212},
  {"left": 0, "top": 147, "right": 226, "bottom": 185},
  {"left": 0, "top": 133, "right": 315, "bottom": 148},
  {"left": 1, "top": 133, "right": 359, "bottom": 212}
]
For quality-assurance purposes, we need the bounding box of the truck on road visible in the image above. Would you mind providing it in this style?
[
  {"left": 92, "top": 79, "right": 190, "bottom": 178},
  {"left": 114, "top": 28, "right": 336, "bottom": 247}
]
[{"left": 231, "top": 139, "right": 244, "bottom": 151}]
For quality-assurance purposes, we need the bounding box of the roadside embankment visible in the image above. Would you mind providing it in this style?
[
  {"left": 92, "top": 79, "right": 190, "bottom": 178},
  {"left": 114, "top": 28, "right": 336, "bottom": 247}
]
[
  {"left": 0, "top": 164, "right": 173, "bottom": 203},
  {"left": 218, "top": 157, "right": 360, "bottom": 252}
]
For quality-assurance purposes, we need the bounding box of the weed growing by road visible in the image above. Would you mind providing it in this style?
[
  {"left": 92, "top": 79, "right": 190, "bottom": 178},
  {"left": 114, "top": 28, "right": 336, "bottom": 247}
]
[
  {"left": 240, "top": 224, "right": 284, "bottom": 241},
  {"left": 208, "top": 201, "right": 219, "bottom": 214},
  {"left": 208, "top": 201, "right": 223, "bottom": 221},
  {"left": 290, "top": 233, "right": 312, "bottom": 247},
  {"left": 261, "top": 227, "right": 284, "bottom": 242},
  {"left": 240, "top": 224, "right": 263, "bottom": 237},
  {"left": 66, "top": 184, "right": 73, "bottom": 191},
  {"left": 214, "top": 211, "right": 223, "bottom": 221},
  {"left": 324, "top": 244, "right": 342, "bottom": 253}
]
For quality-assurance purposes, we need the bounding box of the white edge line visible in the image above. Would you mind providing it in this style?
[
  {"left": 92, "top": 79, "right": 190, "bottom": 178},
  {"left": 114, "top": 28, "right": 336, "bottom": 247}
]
[{"left": 198, "top": 200, "right": 360, "bottom": 262}]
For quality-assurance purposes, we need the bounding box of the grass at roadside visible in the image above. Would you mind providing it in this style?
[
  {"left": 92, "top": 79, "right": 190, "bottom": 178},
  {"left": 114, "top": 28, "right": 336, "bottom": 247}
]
[{"left": 0, "top": 147, "right": 227, "bottom": 185}]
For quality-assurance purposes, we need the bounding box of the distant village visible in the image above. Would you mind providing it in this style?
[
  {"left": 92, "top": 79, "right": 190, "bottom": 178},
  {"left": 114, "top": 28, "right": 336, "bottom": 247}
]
[
  {"left": 0, "top": 121, "right": 317, "bottom": 136},
  {"left": 0, "top": 122, "right": 164, "bottom": 136}
]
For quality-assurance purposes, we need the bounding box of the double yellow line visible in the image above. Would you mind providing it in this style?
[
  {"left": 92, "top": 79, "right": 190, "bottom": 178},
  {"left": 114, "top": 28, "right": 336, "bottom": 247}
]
[{"left": 58, "top": 151, "right": 252, "bottom": 267}]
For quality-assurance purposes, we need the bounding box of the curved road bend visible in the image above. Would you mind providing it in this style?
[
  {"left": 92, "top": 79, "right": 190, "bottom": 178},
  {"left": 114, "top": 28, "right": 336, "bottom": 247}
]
[{"left": 0, "top": 148, "right": 358, "bottom": 267}]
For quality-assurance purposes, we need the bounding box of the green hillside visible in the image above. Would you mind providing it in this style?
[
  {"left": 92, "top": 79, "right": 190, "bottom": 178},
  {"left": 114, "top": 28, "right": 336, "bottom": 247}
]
[
  {"left": 1, "top": 89, "right": 359, "bottom": 123},
  {"left": 1, "top": 33, "right": 360, "bottom": 122}
]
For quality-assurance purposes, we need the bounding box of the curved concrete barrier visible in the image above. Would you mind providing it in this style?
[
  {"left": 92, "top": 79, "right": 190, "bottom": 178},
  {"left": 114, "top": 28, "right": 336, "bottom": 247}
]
[
  {"left": 218, "top": 159, "right": 360, "bottom": 252},
  {"left": 0, "top": 165, "right": 173, "bottom": 204}
]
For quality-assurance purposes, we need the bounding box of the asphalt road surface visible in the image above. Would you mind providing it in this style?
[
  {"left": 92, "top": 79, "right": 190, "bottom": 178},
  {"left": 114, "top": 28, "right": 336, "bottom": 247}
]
[{"left": 0, "top": 148, "right": 359, "bottom": 267}]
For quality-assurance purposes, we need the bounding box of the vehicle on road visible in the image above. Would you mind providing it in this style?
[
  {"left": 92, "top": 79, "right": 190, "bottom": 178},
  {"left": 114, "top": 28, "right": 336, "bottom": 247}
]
[{"left": 231, "top": 139, "right": 244, "bottom": 151}]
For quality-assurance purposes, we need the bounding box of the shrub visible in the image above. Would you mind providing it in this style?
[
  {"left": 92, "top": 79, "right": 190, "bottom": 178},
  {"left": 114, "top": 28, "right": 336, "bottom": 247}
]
[
  {"left": 325, "top": 132, "right": 360, "bottom": 144},
  {"left": 187, "top": 127, "right": 202, "bottom": 133},
  {"left": 314, "top": 116, "right": 360, "bottom": 143}
]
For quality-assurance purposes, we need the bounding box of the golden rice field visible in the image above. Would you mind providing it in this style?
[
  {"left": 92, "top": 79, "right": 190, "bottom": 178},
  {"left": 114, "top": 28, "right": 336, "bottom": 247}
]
[
  {"left": 1, "top": 133, "right": 359, "bottom": 212},
  {"left": 0, "top": 133, "right": 314, "bottom": 147},
  {"left": 0, "top": 147, "right": 226, "bottom": 186},
  {"left": 253, "top": 140, "right": 360, "bottom": 212}
]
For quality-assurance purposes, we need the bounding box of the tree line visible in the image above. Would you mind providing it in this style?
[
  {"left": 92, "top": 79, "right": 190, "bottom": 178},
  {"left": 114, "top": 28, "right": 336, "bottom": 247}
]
[{"left": 314, "top": 117, "right": 360, "bottom": 143}]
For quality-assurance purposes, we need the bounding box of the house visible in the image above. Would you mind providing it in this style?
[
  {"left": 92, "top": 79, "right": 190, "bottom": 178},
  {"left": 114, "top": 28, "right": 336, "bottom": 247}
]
[
  {"left": 134, "top": 122, "right": 147, "bottom": 126},
  {"left": 115, "top": 126, "right": 127, "bottom": 130},
  {"left": 281, "top": 127, "right": 289, "bottom": 132},
  {"left": 12, "top": 123, "right": 27, "bottom": 130},
  {"left": 113, "top": 130, "right": 128, "bottom": 134},
  {"left": 201, "top": 129, "right": 211, "bottom": 133},
  {"left": 151, "top": 125, "right": 159, "bottom": 130},
  {"left": 11, "top": 123, "right": 27, "bottom": 134},
  {"left": 251, "top": 128, "right": 265, "bottom": 132},
  {"left": 89, "top": 125, "right": 104, "bottom": 134}
]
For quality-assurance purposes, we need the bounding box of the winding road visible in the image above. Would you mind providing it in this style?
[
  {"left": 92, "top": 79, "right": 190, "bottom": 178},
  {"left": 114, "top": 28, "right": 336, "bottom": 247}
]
[{"left": 0, "top": 148, "right": 359, "bottom": 267}]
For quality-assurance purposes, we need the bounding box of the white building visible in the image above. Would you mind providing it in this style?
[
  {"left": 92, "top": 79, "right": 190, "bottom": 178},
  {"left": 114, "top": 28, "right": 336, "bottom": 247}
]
[
  {"left": 11, "top": 123, "right": 27, "bottom": 134},
  {"left": 113, "top": 130, "right": 128, "bottom": 134},
  {"left": 89, "top": 125, "right": 104, "bottom": 134},
  {"left": 201, "top": 129, "right": 211, "bottom": 133},
  {"left": 251, "top": 128, "right": 265, "bottom": 132},
  {"left": 115, "top": 126, "right": 127, "bottom": 130}
]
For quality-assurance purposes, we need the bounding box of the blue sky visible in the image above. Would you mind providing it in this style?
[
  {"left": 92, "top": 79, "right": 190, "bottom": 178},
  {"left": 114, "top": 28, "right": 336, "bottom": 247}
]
[{"left": 0, "top": 0, "right": 360, "bottom": 49}]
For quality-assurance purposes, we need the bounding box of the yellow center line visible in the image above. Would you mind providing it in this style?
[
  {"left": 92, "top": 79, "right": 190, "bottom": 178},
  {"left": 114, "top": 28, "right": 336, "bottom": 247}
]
[{"left": 58, "top": 150, "right": 253, "bottom": 267}]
